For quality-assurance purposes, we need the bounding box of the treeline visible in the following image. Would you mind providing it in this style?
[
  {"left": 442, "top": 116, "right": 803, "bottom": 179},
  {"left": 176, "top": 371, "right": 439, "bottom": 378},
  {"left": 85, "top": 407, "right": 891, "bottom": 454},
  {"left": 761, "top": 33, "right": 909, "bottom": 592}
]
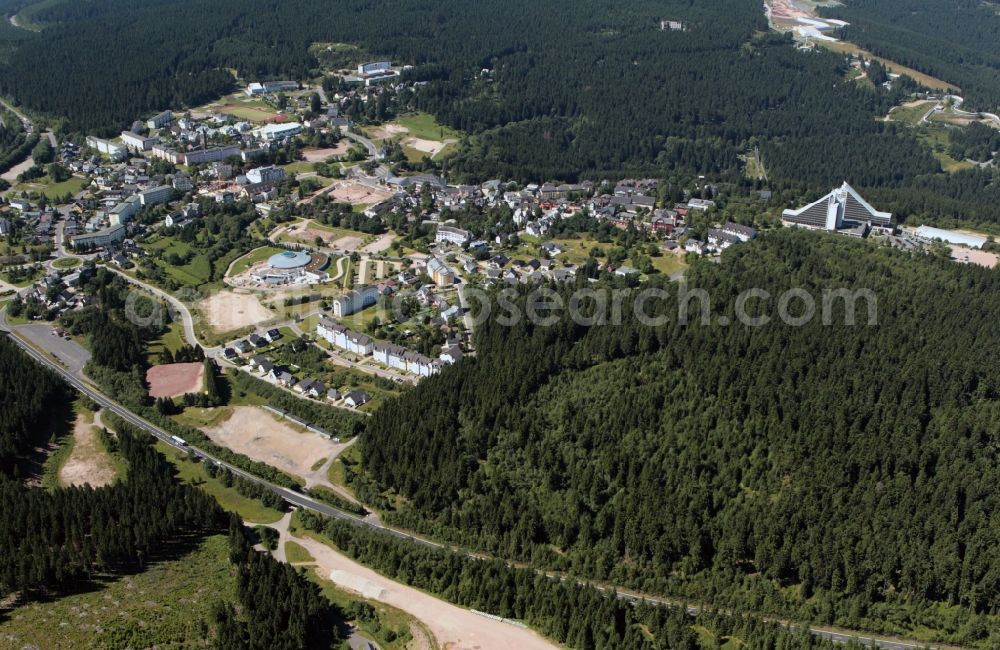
[
  {"left": 0, "top": 335, "right": 71, "bottom": 475},
  {"left": 298, "top": 510, "right": 847, "bottom": 650},
  {"left": 361, "top": 229, "right": 1000, "bottom": 647}
]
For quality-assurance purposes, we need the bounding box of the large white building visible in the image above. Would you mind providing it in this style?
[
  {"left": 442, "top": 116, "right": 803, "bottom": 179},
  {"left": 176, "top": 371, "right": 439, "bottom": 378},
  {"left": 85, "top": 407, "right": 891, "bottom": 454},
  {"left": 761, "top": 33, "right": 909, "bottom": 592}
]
[
  {"left": 358, "top": 61, "right": 391, "bottom": 75},
  {"left": 120, "top": 131, "right": 157, "bottom": 152},
  {"left": 435, "top": 225, "right": 471, "bottom": 245},
  {"left": 316, "top": 318, "right": 374, "bottom": 355},
  {"left": 139, "top": 185, "right": 174, "bottom": 206},
  {"left": 109, "top": 196, "right": 141, "bottom": 226},
  {"left": 86, "top": 136, "right": 126, "bottom": 161},
  {"left": 246, "top": 165, "right": 286, "bottom": 184},
  {"left": 71, "top": 224, "right": 126, "bottom": 250},
  {"left": 183, "top": 145, "right": 241, "bottom": 165},
  {"left": 256, "top": 122, "right": 302, "bottom": 141},
  {"left": 913, "top": 226, "right": 987, "bottom": 249},
  {"left": 782, "top": 182, "right": 892, "bottom": 232},
  {"left": 427, "top": 257, "right": 455, "bottom": 287},
  {"left": 332, "top": 285, "right": 379, "bottom": 317},
  {"left": 146, "top": 110, "right": 172, "bottom": 130},
  {"left": 246, "top": 80, "right": 299, "bottom": 96}
]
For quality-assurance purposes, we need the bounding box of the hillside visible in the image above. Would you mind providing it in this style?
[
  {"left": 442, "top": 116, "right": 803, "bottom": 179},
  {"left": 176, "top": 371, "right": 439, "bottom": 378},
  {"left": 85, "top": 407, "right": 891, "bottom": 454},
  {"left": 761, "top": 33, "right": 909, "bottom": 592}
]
[{"left": 361, "top": 229, "right": 1000, "bottom": 647}]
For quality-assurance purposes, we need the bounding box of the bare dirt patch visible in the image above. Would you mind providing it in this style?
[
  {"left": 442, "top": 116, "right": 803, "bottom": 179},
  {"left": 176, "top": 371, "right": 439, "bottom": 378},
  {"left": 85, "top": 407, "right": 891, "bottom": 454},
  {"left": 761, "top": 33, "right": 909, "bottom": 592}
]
[
  {"left": 302, "top": 144, "right": 350, "bottom": 162},
  {"left": 60, "top": 413, "right": 116, "bottom": 488},
  {"left": 330, "top": 235, "right": 365, "bottom": 251},
  {"left": 950, "top": 245, "right": 998, "bottom": 268},
  {"left": 146, "top": 362, "right": 204, "bottom": 398},
  {"left": 199, "top": 289, "right": 275, "bottom": 333},
  {"left": 360, "top": 233, "right": 394, "bottom": 254},
  {"left": 328, "top": 180, "right": 392, "bottom": 206},
  {"left": 294, "top": 534, "right": 557, "bottom": 650},
  {"left": 404, "top": 137, "right": 448, "bottom": 156},
  {"left": 205, "top": 406, "right": 338, "bottom": 479},
  {"left": 369, "top": 124, "right": 409, "bottom": 139}
]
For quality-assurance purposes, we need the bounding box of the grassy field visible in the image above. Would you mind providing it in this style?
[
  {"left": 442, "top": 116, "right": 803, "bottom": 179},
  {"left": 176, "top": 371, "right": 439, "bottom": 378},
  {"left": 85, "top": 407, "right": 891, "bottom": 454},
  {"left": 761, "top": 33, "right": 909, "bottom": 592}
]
[
  {"left": 228, "top": 245, "right": 285, "bottom": 277},
  {"left": 814, "top": 40, "right": 956, "bottom": 91},
  {"left": 52, "top": 256, "right": 81, "bottom": 269},
  {"left": 917, "top": 124, "right": 975, "bottom": 173},
  {"left": 393, "top": 112, "right": 463, "bottom": 141},
  {"left": 145, "top": 319, "right": 187, "bottom": 364},
  {"left": 157, "top": 440, "right": 285, "bottom": 524},
  {"left": 283, "top": 160, "right": 316, "bottom": 175},
  {"left": 12, "top": 174, "right": 87, "bottom": 201},
  {"left": 0, "top": 534, "right": 236, "bottom": 648},
  {"left": 887, "top": 102, "right": 936, "bottom": 125},
  {"left": 285, "top": 540, "right": 316, "bottom": 564},
  {"left": 336, "top": 305, "right": 382, "bottom": 332},
  {"left": 648, "top": 252, "right": 688, "bottom": 276}
]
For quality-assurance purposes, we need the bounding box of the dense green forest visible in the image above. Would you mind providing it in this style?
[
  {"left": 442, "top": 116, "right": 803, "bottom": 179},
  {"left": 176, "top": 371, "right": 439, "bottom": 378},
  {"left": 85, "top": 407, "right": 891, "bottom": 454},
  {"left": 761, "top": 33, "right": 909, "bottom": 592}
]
[
  {"left": 823, "top": 0, "right": 1000, "bottom": 110},
  {"left": 361, "top": 230, "right": 1000, "bottom": 647}
]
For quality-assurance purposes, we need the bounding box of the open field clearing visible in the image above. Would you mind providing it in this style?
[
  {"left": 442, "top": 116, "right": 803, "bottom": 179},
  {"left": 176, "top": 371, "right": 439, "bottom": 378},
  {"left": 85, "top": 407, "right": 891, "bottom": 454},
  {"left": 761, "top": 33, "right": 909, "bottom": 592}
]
[
  {"left": 949, "top": 245, "right": 998, "bottom": 268},
  {"left": 146, "top": 362, "right": 204, "bottom": 398},
  {"left": 327, "top": 180, "right": 392, "bottom": 205},
  {"left": 10, "top": 174, "right": 87, "bottom": 200},
  {"left": 204, "top": 406, "right": 339, "bottom": 481},
  {"left": 0, "top": 535, "right": 236, "bottom": 649},
  {"left": 302, "top": 143, "right": 350, "bottom": 161},
  {"left": 198, "top": 289, "right": 274, "bottom": 333},
  {"left": 361, "top": 233, "right": 395, "bottom": 254},
  {"left": 227, "top": 245, "right": 286, "bottom": 277},
  {"left": 59, "top": 411, "right": 117, "bottom": 488}
]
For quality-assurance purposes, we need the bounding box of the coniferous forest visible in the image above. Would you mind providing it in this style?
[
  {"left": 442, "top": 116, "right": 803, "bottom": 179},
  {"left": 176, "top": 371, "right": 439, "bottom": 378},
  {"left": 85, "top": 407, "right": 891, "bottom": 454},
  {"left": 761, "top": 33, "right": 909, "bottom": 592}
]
[{"left": 362, "top": 230, "right": 1000, "bottom": 647}]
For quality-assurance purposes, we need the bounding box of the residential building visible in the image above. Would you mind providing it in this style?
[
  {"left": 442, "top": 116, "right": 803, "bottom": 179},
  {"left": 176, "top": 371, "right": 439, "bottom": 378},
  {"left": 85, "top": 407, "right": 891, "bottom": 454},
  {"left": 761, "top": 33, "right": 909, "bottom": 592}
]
[
  {"left": 139, "top": 185, "right": 174, "bottom": 206},
  {"left": 344, "top": 390, "right": 370, "bottom": 408},
  {"left": 317, "top": 318, "right": 375, "bottom": 355},
  {"left": 109, "top": 197, "right": 141, "bottom": 226},
  {"left": 86, "top": 136, "right": 126, "bottom": 161},
  {"left": 331, "top": 285, "right": 378, "bottom": 318},
  {"left": 183, "top": 145, "right": 241, "bottom": 165},
  {"left": 120, "top": 131, "right": 157, "bottom": 151},
  {"left": 71, "top": 224, "right": 126, "bottom": 250},
  {"left": 246, "top": 165, "right": 286, "bottom": 184},
  {"left": 146, "top": 110, "right": 173, "bottom": 130},
  {"left": 722, "top": 222, "right": 757, "bottom": 242},
  {"left": 427, "top": 257, "right": 455, "bottom": 287},
  {"left": 435, "top": 225, "right": 471, "bottom": 245}
]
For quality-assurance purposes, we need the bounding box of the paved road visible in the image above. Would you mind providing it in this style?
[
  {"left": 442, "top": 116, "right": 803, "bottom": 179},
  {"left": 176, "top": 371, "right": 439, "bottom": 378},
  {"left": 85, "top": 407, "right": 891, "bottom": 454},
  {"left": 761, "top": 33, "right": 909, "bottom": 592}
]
[
  {"left": 344, "top": 130, "right": 381, "bottom": 160},
  {"left": 0, "top": 321, "right": 956, "bottom": 650}
]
